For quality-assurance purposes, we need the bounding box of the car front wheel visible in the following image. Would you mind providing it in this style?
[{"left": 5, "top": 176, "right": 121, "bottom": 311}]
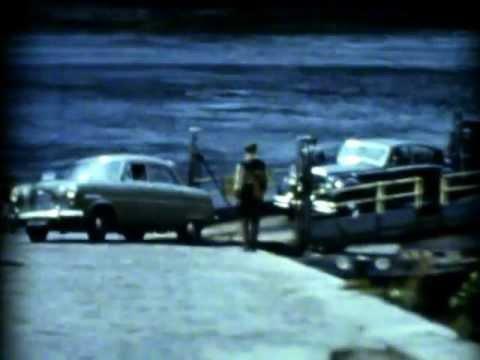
[
  {"left": 26, "top": 226, "right": 48, "bottom": 243},
  {"left": 176, "top": 221, "right": 202, "bottom": 243},
  {"left": 123, "top": 231, "right": 145, "bottom": 242},
  {"left": 87, "top": 212, "right": 109, "bottom": 242}
]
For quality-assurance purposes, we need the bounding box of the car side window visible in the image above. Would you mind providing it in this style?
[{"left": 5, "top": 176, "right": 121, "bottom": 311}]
[
  {"left": 411, "top": 146, "right": 436, "bottom": 164},
  {"left": 104, "top": 160, "right": 123, "bottom": 182},
  {"left": 147, "top": 164, "right": 177, "bottom": 184},
  {"left": 432, "top": 150, "right": 444, "bottom": 165},
  {"left": 123, "top": 163, "right": 147, "bottom": 182}
]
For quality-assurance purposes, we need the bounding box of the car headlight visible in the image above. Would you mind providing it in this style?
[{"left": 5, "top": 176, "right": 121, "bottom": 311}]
[
  {"left": 9, "top": 187, "right": 19, "bottom": 203},
  {"left": 374, "top": 257, "right": 392, "bottom": 271},
  {"left": 10, "top": 185, "right": 30, "bottom": 204},
  {"left": 333, "top": 179, "right": 344, "bottom": 189},
  {"left": 57, "top": 184, "right": 78, "bottom": 200},
  {"left": 66, "top": 189, "right": 77, "bottom": 200},
  {"left": 336, "top": 256, "right": 353, "bottom": 271}
]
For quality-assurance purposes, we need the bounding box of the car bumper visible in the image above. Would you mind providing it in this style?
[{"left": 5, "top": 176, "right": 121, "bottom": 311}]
[
  {"left": 13, "top": 208, "right": 85, "bottom": 230},
  {"left": 312, "top": 199, "right": 338, "bottom": 215},
  {"left": 273, "top": 192, "right": 338, "bottom": 215},
  {"left": 273, "top": 193, "right": 294, "bottom": 209}
]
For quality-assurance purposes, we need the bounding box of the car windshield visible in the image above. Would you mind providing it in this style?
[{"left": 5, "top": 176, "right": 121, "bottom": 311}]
[
  {"left": 50, "top": 157, "right": 122, "bottom": 182},
  {"left": 337, "top": 140, "right": 389, "bottom": 167}
]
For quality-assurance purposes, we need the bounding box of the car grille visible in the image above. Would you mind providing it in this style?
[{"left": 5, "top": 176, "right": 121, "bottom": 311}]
[{"left": 31, "top": 189, "right": 56, "bottom": 210}]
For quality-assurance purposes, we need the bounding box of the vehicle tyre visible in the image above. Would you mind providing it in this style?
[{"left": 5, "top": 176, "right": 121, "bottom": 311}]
[
  {"left": 87, "top": 211, "right": 111, "bottom": 242},
  {"left": 26, "top": 226, "right": 48, "bottom": 243},
  {"left": 292, "top": 212, "right": 309, "bottom": 256},
  {"left": 124, "top": 231, "right": 145, "bottom": 242},
  {"left": 176, "top": 221, "right": 202, "bottom": 243}
]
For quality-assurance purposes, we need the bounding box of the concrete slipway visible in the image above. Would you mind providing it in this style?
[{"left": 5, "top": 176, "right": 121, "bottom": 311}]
[{"left": 1, "top": 218, "right": 479, "bottom": 360}]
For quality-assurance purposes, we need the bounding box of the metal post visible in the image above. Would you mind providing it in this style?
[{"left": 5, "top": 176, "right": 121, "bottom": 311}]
[
  {"left": 414, "top": 177, "right": 423, "bottom": 209},
  {"left": 294, "top": 135, "right": 316, "bottom": 254},
  {"left": 440, "top": 176, "right": 449, "bottom": 206},
  {"left": 454, "top": 112, "right": 465, "bottom": 171},
  {"left": 376, "top": 181, "right": 386, "bottom": 214},
  {"left": 374, "top": 181, "right": 385, "bottom": 241},
  {"left": 187, "top": 127, "right": 202, "bottom": 187}
]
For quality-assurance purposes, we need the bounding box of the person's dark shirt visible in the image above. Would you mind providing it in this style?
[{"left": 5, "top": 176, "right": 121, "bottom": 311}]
[{"left": 239, "top": 158, "right": 267, "bottom": 202}]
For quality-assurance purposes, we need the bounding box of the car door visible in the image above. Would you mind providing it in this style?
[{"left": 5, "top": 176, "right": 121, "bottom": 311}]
[
  {"left": 410, "top": 145, "right": 437, "bottom": 166},
  {"left": 145, "top": 162, "right": 187, "bottom": 229},
  {"left": 115, "top": 161, "right": 156, "bottom": 229}
]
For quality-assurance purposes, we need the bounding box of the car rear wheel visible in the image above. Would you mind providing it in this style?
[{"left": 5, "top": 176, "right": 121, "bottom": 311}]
[
  {"left": 176, "top": 221, "right": 202, "bottom": 243},
  {"left": 87, "top": 212, "right": 109, "bottom": 242},
  {"left": 123, "top": 231, "right": 145, "bottom": 242},
  {"left": 26, "top": 226, "right": 48, "bottom": 243}
]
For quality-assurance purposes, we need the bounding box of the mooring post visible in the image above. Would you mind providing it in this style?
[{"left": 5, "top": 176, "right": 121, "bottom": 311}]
[
  {"left": 187, "top": 127, "right": 202, "bottom": 187},
  {"left": 294, "top": 135, "right": 317, "bottom": 254}
]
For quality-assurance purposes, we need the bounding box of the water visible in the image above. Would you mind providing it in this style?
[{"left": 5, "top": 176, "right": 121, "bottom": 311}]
[{"left": 5, "top": 31, "right": 478, "bottom": 205}]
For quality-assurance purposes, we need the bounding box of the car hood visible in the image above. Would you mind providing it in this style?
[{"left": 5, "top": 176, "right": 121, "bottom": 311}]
[
  {"left": 31, "top": 179, "right": 77, "bottom": 189},
  {"left": 19, "top": 180, "right": 79, "bottom": 198},
  {"left": 311, "top": 163, "right": 377, "bottom": 178}
]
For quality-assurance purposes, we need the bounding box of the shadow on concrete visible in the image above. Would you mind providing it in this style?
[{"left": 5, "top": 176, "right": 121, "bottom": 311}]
[
  {"left": 256, "top": 240, "right": 303, "bottom": 257},
  {"left": 35, "top": 236, "right": 241, "bottom": 248},
  {"left": 0, "top": 259, "right": 25, "bottom": 267},
  {"left": 330, "top": 346, "right": 415, "bottom": 360},
  {"left": 30, "top": 234, "right": 305, "bottom": 258}
]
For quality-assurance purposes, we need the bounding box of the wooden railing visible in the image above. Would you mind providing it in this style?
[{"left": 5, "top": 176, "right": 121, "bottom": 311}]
[
  {"left": 313, "top": 177, "right": 424, "bottom": 215},
  {"left": 440, "top": 170, "right": 480, "bottom": 205}
]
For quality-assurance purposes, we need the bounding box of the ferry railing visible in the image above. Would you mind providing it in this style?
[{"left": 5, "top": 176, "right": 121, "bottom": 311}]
[
  {"left": 312, "top": 177, "right": 424, "bottom": 215},
  {"left": 440, "top": 170, "right": 480, "bottom": 206}
]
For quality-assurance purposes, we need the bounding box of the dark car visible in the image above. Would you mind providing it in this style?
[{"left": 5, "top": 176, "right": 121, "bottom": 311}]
[{"left": 274, "top": 138, "right": 447, "bottom": 214}]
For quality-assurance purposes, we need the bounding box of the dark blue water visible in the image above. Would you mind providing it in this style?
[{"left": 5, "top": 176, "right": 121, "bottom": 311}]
[{"left": 6, "top": 31, "right": 478, "bottom": 204}]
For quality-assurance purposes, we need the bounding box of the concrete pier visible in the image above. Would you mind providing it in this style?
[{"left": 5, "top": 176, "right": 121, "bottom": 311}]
[{"left": 1, "top": 221, "right": 479, "bottom": 359}]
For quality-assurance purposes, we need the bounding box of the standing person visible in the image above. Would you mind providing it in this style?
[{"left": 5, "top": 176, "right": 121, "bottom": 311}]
[{"left": 233, "top": 143, "right": 268, "bottom": 251}]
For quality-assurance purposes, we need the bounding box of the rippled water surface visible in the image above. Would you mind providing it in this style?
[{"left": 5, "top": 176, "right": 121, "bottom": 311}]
[{"left": 6, "top": 31, "right": 478, "bottom": 203}]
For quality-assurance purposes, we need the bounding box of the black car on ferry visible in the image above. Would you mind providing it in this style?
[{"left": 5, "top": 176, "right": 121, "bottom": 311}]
[{"left": 274, "top": 138, "right": 448, "bottom": 215}]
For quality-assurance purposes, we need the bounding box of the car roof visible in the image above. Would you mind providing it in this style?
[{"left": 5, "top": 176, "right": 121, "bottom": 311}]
[
  {"left": 346, "top": 138, "right": 441, "bottom": 150},
  {"left": 77, "top": 154, "right": 176, "bottom": 167}
]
